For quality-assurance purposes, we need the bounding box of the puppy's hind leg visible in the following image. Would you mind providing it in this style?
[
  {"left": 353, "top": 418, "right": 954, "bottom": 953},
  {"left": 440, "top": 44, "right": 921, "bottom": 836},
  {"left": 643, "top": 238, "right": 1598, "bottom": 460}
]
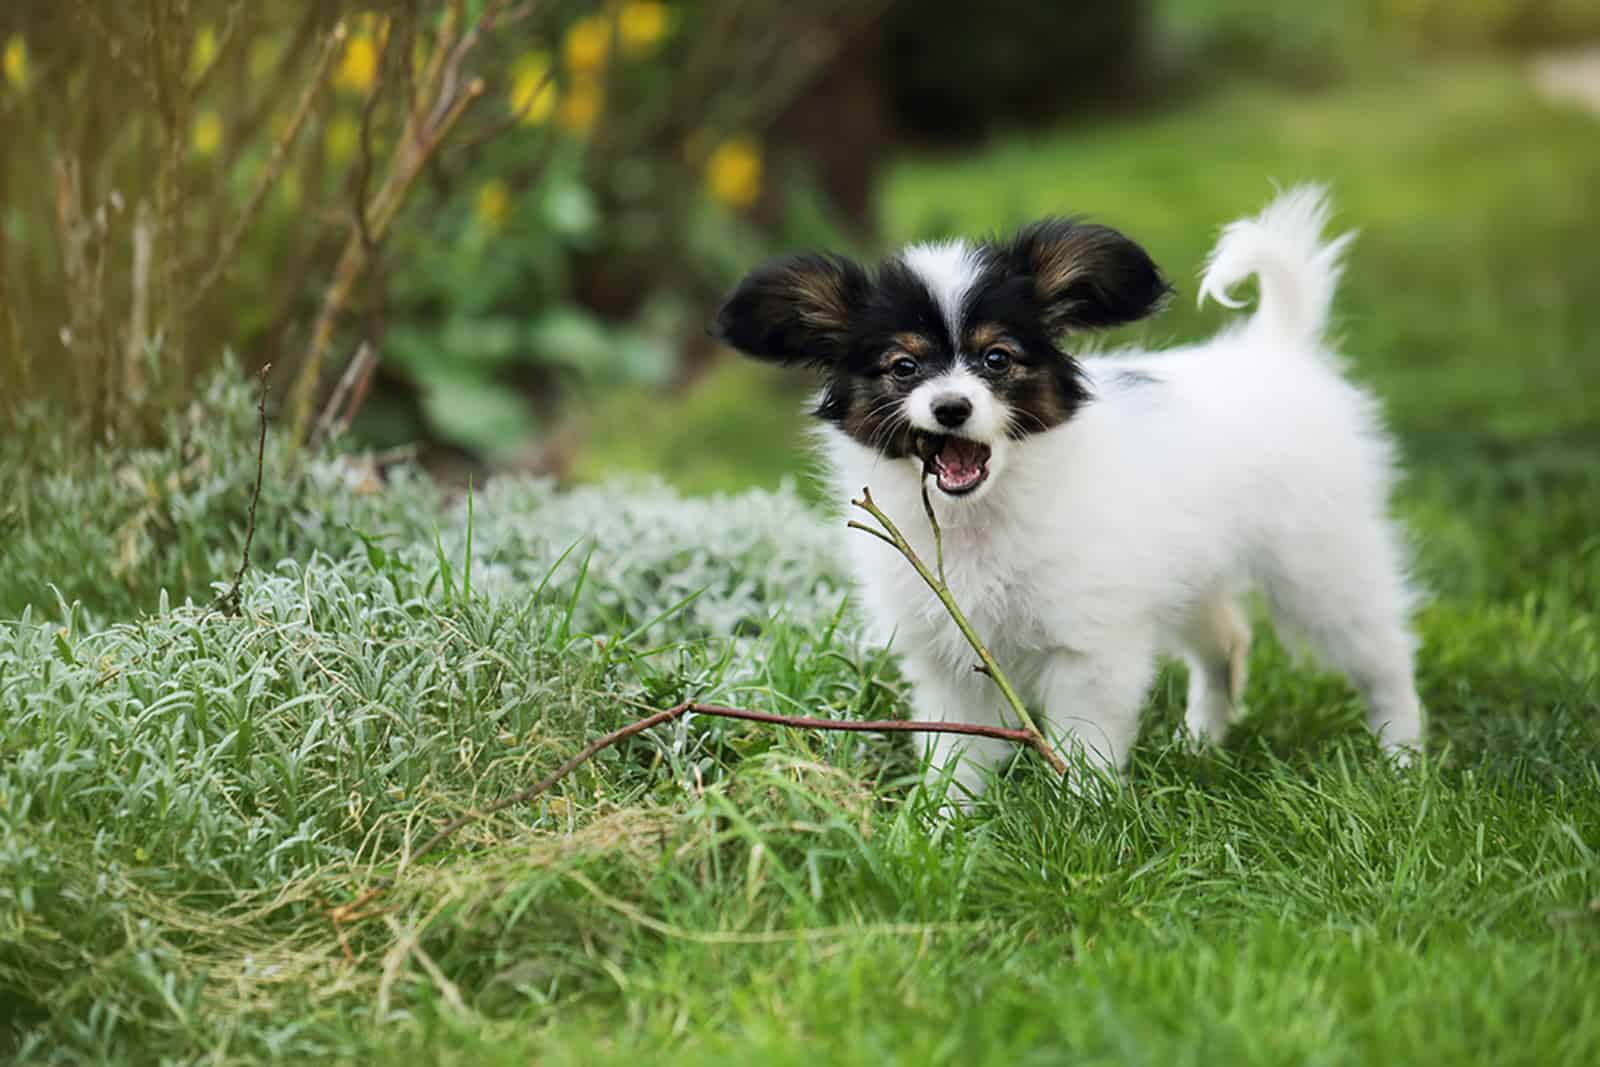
[
  {"left": 1263, "top": 519, "right": 1424, "bottom": 761},
  {"left": 1180, "top": 592, "right": 1251, "bottom": 745}
]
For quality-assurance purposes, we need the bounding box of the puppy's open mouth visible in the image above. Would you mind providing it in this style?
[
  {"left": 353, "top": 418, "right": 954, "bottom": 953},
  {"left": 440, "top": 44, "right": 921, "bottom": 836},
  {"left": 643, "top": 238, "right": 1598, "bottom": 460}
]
[{"left": 914, "top": 432, "right": 992, "bottom": 496}]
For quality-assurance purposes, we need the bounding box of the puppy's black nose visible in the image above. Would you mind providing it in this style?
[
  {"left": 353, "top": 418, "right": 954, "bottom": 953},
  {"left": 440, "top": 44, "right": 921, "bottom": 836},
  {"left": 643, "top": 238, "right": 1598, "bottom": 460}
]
[{"left": 933, "top": 397, "right": 972, "bottom": 428}]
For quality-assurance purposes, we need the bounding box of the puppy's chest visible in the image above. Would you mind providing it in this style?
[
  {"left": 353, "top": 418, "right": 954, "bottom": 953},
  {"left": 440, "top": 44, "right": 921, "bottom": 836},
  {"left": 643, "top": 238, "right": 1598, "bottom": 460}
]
[{"left": 868, "top": 524, "right": 1050, "bottom": 660}]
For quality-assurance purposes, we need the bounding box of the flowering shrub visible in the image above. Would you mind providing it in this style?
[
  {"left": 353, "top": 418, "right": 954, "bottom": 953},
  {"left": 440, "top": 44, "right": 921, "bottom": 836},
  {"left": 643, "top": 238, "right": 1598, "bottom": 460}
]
[
  {"left": 0, "top": 1, "right": 879, "bottom": 462},
  {"left": 375, "top": 0, "right": 878, "bottom": 456}
]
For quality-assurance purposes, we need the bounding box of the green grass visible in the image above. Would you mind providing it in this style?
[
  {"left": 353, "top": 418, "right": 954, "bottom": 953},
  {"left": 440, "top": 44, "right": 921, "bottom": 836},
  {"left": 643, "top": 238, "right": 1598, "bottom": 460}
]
[{"left": 4, "top": 59, "right": 1600, "bottom": 1064}]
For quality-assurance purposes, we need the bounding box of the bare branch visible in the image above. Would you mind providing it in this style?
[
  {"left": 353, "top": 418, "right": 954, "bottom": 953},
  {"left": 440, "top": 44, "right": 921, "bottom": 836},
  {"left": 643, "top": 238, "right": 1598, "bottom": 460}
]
[
  {"left": 921, "top": 482, "right": 945, "bottom": 584},
  {"left": 220, "top": 6, "right": 323, "bottom": 164},
  {"left": 311, "top": 341, "right": 379, "bottom": 449},
  {"left": 352, "top": 20, "right": 396, "bottom": 254},
  {"left": 845, "top": 520, "right": 898, "bottom": 549},
  {"left": 429, "top": 0, "right": 506, "bottom": 131},
  {"left": 188, "top": 22, "right": 346, "bottom": 314},
  {"left": 69, "top": 1, "right": 162, "bottom": 108},
  {"left": 328, "top": 698, "right": 1049, "bottom": 930},
  {"left": 52, "top": 156, "right": 101, "bottom": 424},
  {"left": 287, "top": 69, "right": 487, "bottom": 447},
  {"left": 213, "top": 363, "right": 272, "bottom": 617},
  {"left": 850, "top": 487, "right": 1069, "bottom": 776},
  {"left": 188, "top": 1, "right": 248, "bottom": 97},
  {"left": 450, "top": 10, "right": 559, "bottom": 158},
  {"left": 126, "top": 200, "right": 155, "bottom": 394}
]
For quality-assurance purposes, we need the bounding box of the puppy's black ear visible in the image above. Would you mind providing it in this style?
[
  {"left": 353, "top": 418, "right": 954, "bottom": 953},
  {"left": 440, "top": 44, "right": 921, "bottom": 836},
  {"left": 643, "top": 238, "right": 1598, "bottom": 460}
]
[
  {"left": 713, "top": 253, "right": 869, "bottom": 367},
  {"left": 1008, "top": 219, "right": 1170, "bottom": 333}
]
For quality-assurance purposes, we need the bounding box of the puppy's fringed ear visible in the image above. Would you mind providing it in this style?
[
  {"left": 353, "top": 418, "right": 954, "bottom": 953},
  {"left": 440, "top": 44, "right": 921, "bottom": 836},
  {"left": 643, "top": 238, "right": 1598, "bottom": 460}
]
[
  {"left": 1008, "top": 219, "right": 1171, "bottom": 333},
  {"left": 712, "top": 253, "right": 869, "bottom": 367}
]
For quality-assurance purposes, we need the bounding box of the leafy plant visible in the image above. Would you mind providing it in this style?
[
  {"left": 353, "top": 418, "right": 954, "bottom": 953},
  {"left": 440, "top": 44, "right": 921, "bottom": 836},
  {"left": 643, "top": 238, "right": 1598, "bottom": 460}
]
[
  {"left": 370, "top": 0, "right": 886, "bottom": 457},
  {"left": 0, "top": 0, "right": 889, "bottom": 463},
  {"left": 1, "top": 1, "right": 538, "bottom": 441}
]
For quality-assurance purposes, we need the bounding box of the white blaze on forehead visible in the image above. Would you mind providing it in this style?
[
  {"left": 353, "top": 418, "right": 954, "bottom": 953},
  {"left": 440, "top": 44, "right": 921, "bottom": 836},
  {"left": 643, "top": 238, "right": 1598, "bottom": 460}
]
[{"left": 900, "top": 240, "right": 984, "bottom": 344}]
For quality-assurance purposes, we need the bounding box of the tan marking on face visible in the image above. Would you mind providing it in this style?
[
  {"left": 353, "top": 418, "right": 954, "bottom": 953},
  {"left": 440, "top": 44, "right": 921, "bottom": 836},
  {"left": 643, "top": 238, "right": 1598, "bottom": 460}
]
[
  {"left": 967, "top": 322, "right": 1011, "bottom": 354},
  {"left": 892, "top": 332, "right": 933, "bottom": 357},
  {"left": 876, "top": 332, "right": 932, "bottom": 372}
]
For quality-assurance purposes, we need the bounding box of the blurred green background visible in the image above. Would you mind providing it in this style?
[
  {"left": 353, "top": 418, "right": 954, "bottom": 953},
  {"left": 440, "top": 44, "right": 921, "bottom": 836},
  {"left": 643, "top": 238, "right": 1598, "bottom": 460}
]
[{"left": 3, "top": 0, "right": 1599, "bottom": 499}]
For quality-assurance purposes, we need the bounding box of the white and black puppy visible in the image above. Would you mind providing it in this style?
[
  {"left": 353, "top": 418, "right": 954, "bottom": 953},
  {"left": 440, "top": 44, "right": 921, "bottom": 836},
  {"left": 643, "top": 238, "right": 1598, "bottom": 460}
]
[{"left": 714, "top": 187, "right": 1423, "bottom": 803}]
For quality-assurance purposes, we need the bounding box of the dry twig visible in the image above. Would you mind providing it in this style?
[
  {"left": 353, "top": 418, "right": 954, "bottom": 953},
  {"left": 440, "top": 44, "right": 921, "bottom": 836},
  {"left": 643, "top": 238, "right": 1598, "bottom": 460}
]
[
  {"left": 189, "top": 23, "right": 346, "bottom": 313},
  {"left": 126, "top": 201, "right": 155, "bottom": 394},
  {"left": 848, "top": 486, "right": 1069, "bottom": 776},
  {"left": 213, "top": 363, "right": 272, "bottom": 616},
  {"left": 287, "top": 8, "right": 499, "bottom": 446},
  {"left": 327, "top": 480, "right": 1069, "bottom": 943},
  {"left": 311, "top": 341, "right": 379, "bottom": 449},
  {"left": 328, "top": 700, "right": 1049, "bottom": 933}
]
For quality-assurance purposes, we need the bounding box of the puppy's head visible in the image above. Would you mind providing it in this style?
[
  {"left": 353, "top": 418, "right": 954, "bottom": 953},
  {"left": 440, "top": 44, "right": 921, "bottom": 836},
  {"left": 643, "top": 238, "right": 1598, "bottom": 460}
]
[{"left": 713, "top": 219, "right": 1169, "bottom": 501}]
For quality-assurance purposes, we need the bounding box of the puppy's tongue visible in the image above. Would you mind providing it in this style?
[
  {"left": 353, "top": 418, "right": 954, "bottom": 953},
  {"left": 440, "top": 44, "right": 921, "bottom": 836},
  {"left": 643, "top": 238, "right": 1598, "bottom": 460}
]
[{"left": 932, "top": 438, "right": 989, "bottom": 493}]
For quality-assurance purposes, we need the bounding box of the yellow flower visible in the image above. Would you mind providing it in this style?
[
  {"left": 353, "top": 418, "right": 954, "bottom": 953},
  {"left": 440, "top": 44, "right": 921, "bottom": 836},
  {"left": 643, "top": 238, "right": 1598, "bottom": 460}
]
[
  {"left": 326, "top": 115, "right": 361, "bottom": 163},
  {"left": 475, "top": 179, "right": 513, "bottom": 231},
  {"left": 191, "top": 25, "right": 218, "bottom": 80},
  {"left": 563, "top": 14, "right": 610, "bottom": 75},
  {"left": 335, "top": 33, "right": 379, "bottom": 93},
  {"left": 706, "top": 137, "right": 762, "bottom": 209},
  {"left": 509, "top": 51, "right": 558, "bottom": 125},
  {"left": 619, "top": 1, "right": 671, "bottom": 57},
  {"left": 3, "top": 35, "right": 27, "bottom": 90},
  {"left": 558, "top": 78, "right": 603, "bottom": 136},
  {"left": 192, "top": 111, "right": 224, "bottom": 157}
]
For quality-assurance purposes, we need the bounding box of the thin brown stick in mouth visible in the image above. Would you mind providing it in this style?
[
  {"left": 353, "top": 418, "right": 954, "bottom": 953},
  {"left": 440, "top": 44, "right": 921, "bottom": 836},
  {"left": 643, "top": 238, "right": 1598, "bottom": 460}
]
[{"left": 915, "top": 433, "right": 992, "bottom": 495}]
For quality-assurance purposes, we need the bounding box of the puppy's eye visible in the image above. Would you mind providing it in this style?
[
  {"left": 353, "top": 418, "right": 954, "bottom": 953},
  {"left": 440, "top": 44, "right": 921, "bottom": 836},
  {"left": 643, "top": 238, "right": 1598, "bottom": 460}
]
[
  {"left": 889, "top": 356, "right": 920, "bottom": 379},
  {"left": 982, "top": 346, "right": 1013, "bottom": 373}
]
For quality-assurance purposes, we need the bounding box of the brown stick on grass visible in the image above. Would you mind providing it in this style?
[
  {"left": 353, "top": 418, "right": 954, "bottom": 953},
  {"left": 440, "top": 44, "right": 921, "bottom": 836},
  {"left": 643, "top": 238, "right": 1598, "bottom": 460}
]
[
  {"left": 328, "top": 700, "right": 1051, "bottom": 931},
  {"left": 329, "top": 487, "right": 1067, "bottom": 934},
  {"left": 407, "top": 702, "right": 1050, "bottom": 870}
]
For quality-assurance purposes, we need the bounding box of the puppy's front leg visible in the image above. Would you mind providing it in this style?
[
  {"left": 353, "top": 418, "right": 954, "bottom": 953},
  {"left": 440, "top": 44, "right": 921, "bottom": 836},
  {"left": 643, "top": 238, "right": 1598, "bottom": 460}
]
[
  {"left": 904, "top": 654, "right": 1020, "bottom": 812},
  {"left": 1038, "top": 643, "right": 1155, "bottom": 786}
]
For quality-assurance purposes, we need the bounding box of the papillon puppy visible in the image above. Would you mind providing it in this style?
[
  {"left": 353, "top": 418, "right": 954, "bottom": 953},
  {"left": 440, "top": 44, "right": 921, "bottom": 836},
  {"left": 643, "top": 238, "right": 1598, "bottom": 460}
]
[{"left": 714, "top": 187, "right": 1423, "bottom": 803}]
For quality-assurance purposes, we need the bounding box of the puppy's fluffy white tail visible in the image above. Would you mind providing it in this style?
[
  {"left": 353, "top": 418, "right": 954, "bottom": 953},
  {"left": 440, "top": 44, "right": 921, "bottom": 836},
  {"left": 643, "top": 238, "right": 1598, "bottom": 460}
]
[{"left": 1197, "top": 185, "right": 1354, "bottom": 345}]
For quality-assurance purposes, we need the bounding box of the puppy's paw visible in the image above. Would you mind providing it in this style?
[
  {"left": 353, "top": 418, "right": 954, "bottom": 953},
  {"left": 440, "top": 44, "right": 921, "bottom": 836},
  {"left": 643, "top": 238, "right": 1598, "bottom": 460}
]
[{"left": 1382, "top": 740, "right": 1421, "bottom": 770}]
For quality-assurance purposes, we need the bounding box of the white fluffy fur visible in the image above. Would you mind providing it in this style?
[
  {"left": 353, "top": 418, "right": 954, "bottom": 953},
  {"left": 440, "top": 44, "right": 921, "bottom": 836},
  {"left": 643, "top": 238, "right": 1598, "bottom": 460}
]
[{"left": 821, "top": 187, "right": 1423, "bottom": 802}]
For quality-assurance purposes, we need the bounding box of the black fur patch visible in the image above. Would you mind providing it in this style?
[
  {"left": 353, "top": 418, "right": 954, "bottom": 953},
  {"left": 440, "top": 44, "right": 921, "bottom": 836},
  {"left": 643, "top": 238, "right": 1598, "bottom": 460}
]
[
  {"left": 1001, "top": 218, "right": 1172, "bottom": 332},
  {"left": 807, "top": 258, "right": 968, "bottom": 457},
  {"left": 711, "top": 253, "right": 870, "bottom": 367}
]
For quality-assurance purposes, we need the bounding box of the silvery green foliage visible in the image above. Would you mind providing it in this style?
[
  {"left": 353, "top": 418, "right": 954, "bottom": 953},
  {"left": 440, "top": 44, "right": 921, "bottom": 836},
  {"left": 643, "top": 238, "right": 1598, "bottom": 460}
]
[
  {"left": 429, "top": 476, "right": 854, "bottom": 642},
  {"left": 0, "top": 369, "right": 445, "bottom": 621},
  {"left": 0, "top": 368, "right": 860, "bottom": 647},
  {"left": 0, "top": 413, "right": 904, "bottom": 977},
  {"left": 0, "top": 368, "right": 918, "bottom": 1056}
]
